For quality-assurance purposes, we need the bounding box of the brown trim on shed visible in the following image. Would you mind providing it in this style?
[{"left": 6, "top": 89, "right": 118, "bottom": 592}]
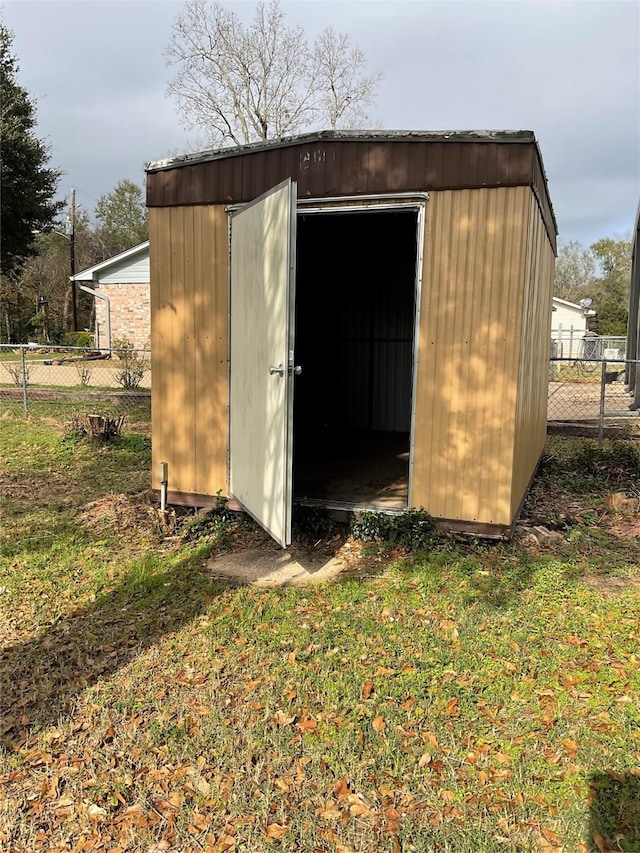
[{"left": 146, "top": 132, "right": 557, "bottom": 251}]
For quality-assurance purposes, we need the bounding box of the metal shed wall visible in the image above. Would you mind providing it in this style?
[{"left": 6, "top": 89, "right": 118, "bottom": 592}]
[
  {"left": 412, "top": 186, "right": 530, "bottom": 529},
  {"left": 150, "top": 205, "right": 229, "bottom": 502},
  {"left": 511, "top": 192, "right": 556, "bottom": 519},
  {"left": 149, "top": 184, "right": 554, "bottom": 532}
]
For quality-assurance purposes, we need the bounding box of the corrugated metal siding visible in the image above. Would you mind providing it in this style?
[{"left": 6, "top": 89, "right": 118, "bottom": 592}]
[
  {"left": 147, "top": 139, "right": 555, "bottom": 252},
  {"left": 150, "top": 205, "right": 228, "bottom": 497},
  {"left": 412, "top": 187, "right": 530, "bottom": 526},
  {"left": 511, "top": 194, "right": 556, "bottom": 519},
  {"left": 99, "top": 254, "right": 150, "bottom": 284},
  {"left": 531, "top": 147, "right": 558, "bottom": 255}
]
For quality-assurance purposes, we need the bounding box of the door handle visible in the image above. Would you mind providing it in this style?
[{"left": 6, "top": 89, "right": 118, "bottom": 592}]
[
  {"left": 290, "top": 365, "right": 302, "bottom": 376},
  {"left": 269, "top": 364, "right": 285, "bottom": 376}
]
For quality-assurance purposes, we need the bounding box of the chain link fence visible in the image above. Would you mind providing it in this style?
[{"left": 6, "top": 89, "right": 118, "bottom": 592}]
[
  {"left": 3, "top": 343, "right": 638, "bottom": 447},
  {"left": 0, "top": 343, "right": 151, "bottom": 421},
  {"left": 548, "top": 357, "right": 640, "bottom": 444},
  {"left": 551, "top": 333, "right": 627, "bottom": 361}
]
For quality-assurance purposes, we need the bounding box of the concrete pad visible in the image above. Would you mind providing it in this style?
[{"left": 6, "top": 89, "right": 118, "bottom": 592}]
[{"left": 205, "top": 546, "right": 348, "bottom": 588}]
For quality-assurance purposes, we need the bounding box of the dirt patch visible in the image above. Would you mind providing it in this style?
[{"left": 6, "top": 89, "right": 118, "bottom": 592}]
[
  {"left": 582, "top": 572, "right": 640, "bottom": 594},
  {"left": 78, "top": 492, "right": 158, "bottom": 536},
  {"left": 204, "top": 534, "right": 382, "bottom": 588}
]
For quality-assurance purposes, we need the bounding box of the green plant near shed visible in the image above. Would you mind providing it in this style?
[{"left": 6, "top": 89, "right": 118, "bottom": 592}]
[{"left": 350, "top": 508, "right": 436, "bottom": 551}]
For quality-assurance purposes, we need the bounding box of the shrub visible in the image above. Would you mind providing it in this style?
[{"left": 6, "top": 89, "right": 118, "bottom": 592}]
[
  {"left": 64, "top": 331, "right": 95, "bottom": 348},
  {"left": 111, "top": 337, "right": 150, "bottom": 390}
]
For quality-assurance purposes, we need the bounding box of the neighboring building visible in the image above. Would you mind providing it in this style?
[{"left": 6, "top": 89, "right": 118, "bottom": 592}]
[
  {"left": 71, "top": 242, "right": 150, "bottom": 349},
  {"left": 551, "top": 297, "right": 596, "bottom": 357},
  {"left": 145, "top": 129, "right": 557, "bottom": 544}
]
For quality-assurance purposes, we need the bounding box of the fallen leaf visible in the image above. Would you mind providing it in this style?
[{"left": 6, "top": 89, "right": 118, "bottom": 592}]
[
  {"left": 424, "top": 732, "right": 440, "bottom": 750},
  {"left": 189, "top": 812, "right": 210, "bottom": 832},
  {"left": 87, "top": 804, "right": 107, "bottom": 819},
  {"left": 362, "top": 681, "right": 374, "bottom": 700},
  {"left": 540, "top": 826, "right": 561, "bottom": 845},
  {"left": 443, "top": 697, "right": 460, "bottom": 717},
  {"left": 372, "top": 715, "right": 385, "bottom": 734},
  {"left": 265, "top": 822, "right": 289, "bottom": 841}
]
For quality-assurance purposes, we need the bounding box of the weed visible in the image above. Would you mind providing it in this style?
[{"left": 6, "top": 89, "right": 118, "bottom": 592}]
[
  {"left": 180, "top": 496, "right": 241, "bottom": 548},
  {"left": 2, "top": 358, "right": 31, "bottom": 386},
  {"left": 538, "top": 438, "right": 640, "bottom": 494},
  {"left": 73, "top": 360, "right": 93, "bottom": 386},
  {"left": 350, "top": 507, "right": 436, "bottom": 551},
  {"left": 293, "top": 505, "right": 340, "bottom": 540}
]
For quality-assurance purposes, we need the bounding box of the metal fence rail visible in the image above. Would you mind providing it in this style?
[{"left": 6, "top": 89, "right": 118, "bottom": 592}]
[
  {"left": 548, "top": 357, "right": 639, "bottom": 445},
  {"left": 0, "top": 343, "right": 151, "bottom": 416}
]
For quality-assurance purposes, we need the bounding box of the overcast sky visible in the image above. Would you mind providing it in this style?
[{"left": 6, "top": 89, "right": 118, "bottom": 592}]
[{"left": 3, "top": 0, "right": 639, "bottom": 246}]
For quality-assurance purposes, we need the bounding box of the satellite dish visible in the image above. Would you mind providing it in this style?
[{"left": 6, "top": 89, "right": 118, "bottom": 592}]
[{"left": 579, "top": 298, "right": 593, "bottom": 310}]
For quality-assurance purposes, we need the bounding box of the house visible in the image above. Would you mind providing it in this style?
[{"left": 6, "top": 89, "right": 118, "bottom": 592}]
[
  {"left": 551, "top": 296, "right": 596, "bottom": 357},
  {"left": 70, "top": 242, "right": 150, "bottom": 350},
  {"left": 145, "top": 129, "right": 557, "bottom": 544}
]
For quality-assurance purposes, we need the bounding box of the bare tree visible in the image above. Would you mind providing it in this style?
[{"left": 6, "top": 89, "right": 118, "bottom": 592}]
[{"left": 165, "top": 0, "right": 381, "bottom": 147}]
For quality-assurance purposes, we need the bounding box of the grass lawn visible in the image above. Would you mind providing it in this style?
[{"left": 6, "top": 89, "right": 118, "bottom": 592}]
[{"left": 1, "top": 405, "right": 639, "bottom": 852}]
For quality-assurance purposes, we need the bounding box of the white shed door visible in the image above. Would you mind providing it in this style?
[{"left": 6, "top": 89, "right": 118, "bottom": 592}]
[{"left": 229, "top": 179, "right": 297, "bottom": 547}]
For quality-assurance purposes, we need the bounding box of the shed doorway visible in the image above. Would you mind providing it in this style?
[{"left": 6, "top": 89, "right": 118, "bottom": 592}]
[{"left": 293, "top": 208, "right": 420, "bottom": 509}]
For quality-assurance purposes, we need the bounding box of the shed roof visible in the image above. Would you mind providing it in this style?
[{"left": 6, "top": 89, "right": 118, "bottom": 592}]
[{"left": 146, "top": 129, "right": 536, "bottom": 172}]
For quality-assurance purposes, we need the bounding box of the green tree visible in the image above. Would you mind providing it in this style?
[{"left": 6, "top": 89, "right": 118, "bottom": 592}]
[
  {"left": 0, "top": 25, "right": 62, "bottom": 273},
  {"left": 554, "top": 240, "right": 596, "bottom": 303},
  {"left": 94, "top": 179, "right": 148, "bottom": 257},
  {"left": 0, "top": 24, "right": 62, "bottom": 340},
  {"left": 14, "top": 209, "right": 100, "bottom": 342},
  {"left": 554, "top": 237, "right": 632, "bottom": 336},
  {"left": 590, "top": 237, "right": 632, "bottom": 336}
]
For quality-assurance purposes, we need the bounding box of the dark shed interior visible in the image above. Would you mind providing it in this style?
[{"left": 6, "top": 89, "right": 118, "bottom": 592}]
[{"left": 293, "top": 209, "right": 418, "bottom": 507}]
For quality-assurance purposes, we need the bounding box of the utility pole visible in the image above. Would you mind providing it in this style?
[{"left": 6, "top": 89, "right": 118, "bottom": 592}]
[{"left": 69, "top": 188, "right": 78, "bottom": 332}]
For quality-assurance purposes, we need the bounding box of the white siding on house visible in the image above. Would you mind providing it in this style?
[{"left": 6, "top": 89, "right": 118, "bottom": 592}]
[
  {"left": 98, "top": 254, "right": 150, "bottom": 285},
  {"left": 73, "top": 244, "right": 151, "bottom": 349},
  {"left": 551, "top": 298, "right": 590, "bottom": 357}
]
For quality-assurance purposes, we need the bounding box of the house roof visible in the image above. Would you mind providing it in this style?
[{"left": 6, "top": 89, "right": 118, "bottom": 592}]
[
  {"left": 553, "top": 296, "right": 596, "bottom": 316},
  {"left": 70, "top": 241, "right": 149, "bottom": 281}
]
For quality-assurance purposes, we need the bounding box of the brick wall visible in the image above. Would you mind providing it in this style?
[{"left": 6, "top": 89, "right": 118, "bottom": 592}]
[{"left": 96, "top": 282, "right": 150, "bottom": 350}]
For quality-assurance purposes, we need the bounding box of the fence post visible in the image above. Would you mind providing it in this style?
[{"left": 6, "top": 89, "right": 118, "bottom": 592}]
[
  {"left": 20, "top": 345, "right": 28, "bottom": 414},
  {"left": 597, "top": 360, "right": 607, "bottom": 449}
]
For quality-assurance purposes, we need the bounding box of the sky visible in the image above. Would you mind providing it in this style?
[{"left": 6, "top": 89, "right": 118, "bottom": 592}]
[{"left": 2, "top": 0, "right": 639, "bottom": 246}]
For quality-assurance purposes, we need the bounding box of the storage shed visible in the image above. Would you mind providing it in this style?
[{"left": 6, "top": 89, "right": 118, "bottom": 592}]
[{"left": 146, "top": 129, "right": 557, "bottom": 544}]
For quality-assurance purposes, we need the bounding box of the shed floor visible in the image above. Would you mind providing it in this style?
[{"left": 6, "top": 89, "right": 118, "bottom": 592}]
[{"left": 294, "top": 431, "right": 409, "bottom": 508}]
